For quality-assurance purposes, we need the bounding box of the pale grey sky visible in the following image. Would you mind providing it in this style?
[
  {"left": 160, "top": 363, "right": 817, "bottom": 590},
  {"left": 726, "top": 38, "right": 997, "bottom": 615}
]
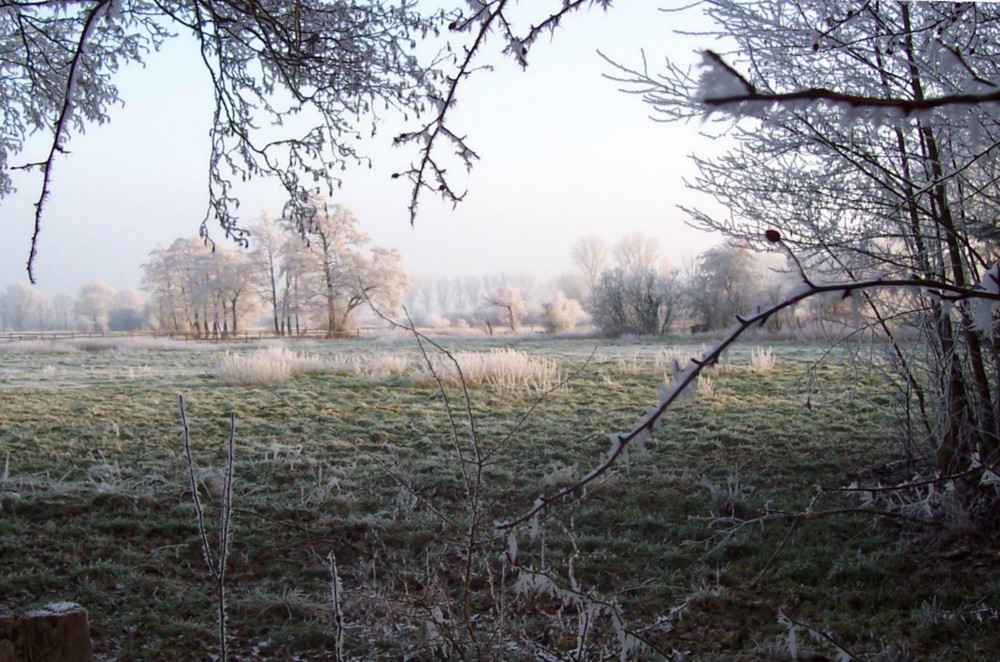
[{"left": 1, "top": 3, "right": 723, "bottom": 298}]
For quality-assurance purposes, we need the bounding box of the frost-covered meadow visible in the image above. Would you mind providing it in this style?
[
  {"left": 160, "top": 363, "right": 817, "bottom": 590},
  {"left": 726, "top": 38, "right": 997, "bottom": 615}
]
[{"left": 1, "top": 335, "right": 997, "bottom": 659}]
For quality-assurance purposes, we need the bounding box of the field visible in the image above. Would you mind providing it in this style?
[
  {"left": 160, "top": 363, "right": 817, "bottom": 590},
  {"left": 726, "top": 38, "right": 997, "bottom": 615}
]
[{"left": 1, "top": 333, "right": 998, "bottom": 660}]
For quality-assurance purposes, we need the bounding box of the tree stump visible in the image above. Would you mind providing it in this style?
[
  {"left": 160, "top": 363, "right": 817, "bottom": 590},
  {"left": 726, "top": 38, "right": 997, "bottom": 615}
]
[{"left": 0, "top": 602, "right": 94, "bottom": 662}]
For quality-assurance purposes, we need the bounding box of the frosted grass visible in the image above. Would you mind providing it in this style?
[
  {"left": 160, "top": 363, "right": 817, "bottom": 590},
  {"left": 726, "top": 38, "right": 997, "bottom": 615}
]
[{"left": 417, "top": 349, "right": 561, "bottom": 393}]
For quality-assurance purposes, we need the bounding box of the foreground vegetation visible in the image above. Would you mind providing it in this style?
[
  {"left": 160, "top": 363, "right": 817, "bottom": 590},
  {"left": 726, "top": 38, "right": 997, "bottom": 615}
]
[{"left": 1, "top": 335, "right": 998, "bottom": 660}]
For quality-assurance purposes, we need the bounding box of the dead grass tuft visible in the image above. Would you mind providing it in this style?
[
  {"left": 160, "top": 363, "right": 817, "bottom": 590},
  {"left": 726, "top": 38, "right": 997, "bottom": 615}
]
[{"left": 415, "top": 349, "right": 560, "bottom": 392}]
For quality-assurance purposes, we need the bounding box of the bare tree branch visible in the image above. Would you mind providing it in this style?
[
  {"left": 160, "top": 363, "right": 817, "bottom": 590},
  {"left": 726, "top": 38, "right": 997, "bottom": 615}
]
[
  {"left": 496, "top": 232, "right": 1000, "bottom": 530},
  {"left": 397, "top": 0, "right": 612, "bottom": 222},
  {"left": 27, "top": 0, "right": 113, "bottom": 284}
]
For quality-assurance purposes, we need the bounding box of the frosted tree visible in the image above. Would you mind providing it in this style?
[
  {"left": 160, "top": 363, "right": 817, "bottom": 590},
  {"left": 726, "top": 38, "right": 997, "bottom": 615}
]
[
  {"left": 685, "top": 242, "right": 759, "bottom": 332},
  {"left": 0, "top": 283, "right": 49, "bottom": 332},
  {"left": 584, "top": 233, "right": 682, "bottom": 336},
  {"left": 277, "top": 234, "right": 315, "bottom": 336},
  {"left": 404, "top": 275, "right": 438, "bottom": 322},
  {"left": 570, "top": 236, "right": 610, "bottom": 301},
  {"left": 613, "top": 233, "right": 661, "bottom": 281},
  {"left": 289, "top": 197, "right": 409, "bottom": 337},
  {"left": 249, "top": 214, "right": 287, "bottom": 336},
  {"left": 604, "top": 0, "right": 1000, "bottom": 474},
  {"left": 193, "top": 245, "right": 259, "bottom": 336},
  {"left": 142, "top": 238, "right": 209, "bottom": 334},
  {"left": 51, "top": 294, "right": 76, "bottom": 331},
  {"left": 484, "top": 285, "right": 527, "bottom": 332},
  {"left": 75, "top": 279, "right": 116, "bottom": 332},
  {"left": 591, "top": 267, "right": 675, "bottom": 337}
]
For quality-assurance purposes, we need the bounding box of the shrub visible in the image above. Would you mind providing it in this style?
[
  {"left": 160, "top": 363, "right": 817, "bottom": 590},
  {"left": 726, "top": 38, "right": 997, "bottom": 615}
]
[{"left": 541, "top": 292, "right": 588, "bottom": 333}]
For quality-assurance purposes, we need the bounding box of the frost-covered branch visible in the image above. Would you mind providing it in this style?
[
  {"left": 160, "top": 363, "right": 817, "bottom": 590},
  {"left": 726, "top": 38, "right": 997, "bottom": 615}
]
[
  {"left": 496, "top": 232, "right": 1000, "bottom": 530},
  {"left": 397, "top": 0, "right": 612, "bottom": 222},
  {"left": 6, "top": 0, "right": 619, "bottom": 281},
  {"left": 21, "top": 0, "right": 113, "bottom": 283},
  {"left": 697, "top": 49, "right": 1000, "bottom": 117}
]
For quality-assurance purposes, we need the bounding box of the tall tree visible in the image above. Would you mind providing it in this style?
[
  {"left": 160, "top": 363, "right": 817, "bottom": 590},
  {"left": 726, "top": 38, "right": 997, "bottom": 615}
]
[
  {"left": 250, "top": 214, "right": 287, "bottom": 336},
  {"left": 570, "top": 236, "right": 610, "bottom": 300},
  {"left": 613, "top": 233, "right": 661, "bottom": 280},
  {"left": 0, "top": 283, "right": 48, "bottom": 331},
  {"left": 686, "top": 242, "right": 759, "bottom": 331},
  {"left": 591, "top": 266, "right": 679, "bottom": 337},
  {"left": 75, "top": 279, "right": 115, "bottom": 332},
  {"left": 142, "top": 238, "right": 208, "bottom": 334},
  {"left": 292, "top": 197, "right": 409, "bottom": 337},
  {"left": 196, "top": 245, "right": 258, "bottom": 336}
]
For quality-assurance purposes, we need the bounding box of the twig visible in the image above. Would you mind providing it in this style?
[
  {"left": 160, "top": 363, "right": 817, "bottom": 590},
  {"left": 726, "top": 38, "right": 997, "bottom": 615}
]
[
  {"left": 328, "top": 551, "right": 345, "bottom": 661},
  {"left": 779, "top": 608, "right": 858, "bottom": 661},
  {"left": 751, "top": 516, "right": 798, "bottom": 588},
  {"left": 178, "top": 394, "right": 235, "bottom": 662}
]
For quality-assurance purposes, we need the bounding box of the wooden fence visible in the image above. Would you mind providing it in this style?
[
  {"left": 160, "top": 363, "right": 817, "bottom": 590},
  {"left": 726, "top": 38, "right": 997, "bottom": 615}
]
[{"left": 0, "top": 328, "right": 371, "bottom": 343}]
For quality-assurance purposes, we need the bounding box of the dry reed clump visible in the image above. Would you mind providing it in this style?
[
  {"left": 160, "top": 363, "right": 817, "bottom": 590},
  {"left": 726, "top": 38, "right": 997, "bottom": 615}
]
[
  {"left": 217, "top": 346, "right": 294, "bottom": 385},
  {"left": 414, "top": 349, "right": 560, "bottom": 392},
  {"left": 749, "top": 346, "right": 776, "bottom": 373}
]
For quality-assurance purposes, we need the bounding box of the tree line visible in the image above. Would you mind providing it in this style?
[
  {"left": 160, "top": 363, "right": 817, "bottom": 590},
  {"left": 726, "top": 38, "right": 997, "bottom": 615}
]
[
  {"left": 564, "top": 234, "right": 854, "bottom": 337},
  {"left": 402, "top": 232, "right": 856, "bottom": 337},
  {"left": 0, "top": 280, "right": 145, "bottom": 334},
  {"left": 3, "top": 224, "right": 854, "bottom": 338}
]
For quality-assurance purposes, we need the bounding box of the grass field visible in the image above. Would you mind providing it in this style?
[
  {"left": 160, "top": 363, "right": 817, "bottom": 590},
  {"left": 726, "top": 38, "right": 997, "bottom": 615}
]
[{"left": 1, "top": 334, "right": 998, "bottom": 660}]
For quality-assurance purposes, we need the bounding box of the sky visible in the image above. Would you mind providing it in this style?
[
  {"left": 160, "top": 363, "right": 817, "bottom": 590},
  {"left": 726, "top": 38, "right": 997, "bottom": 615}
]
[{"left": 1, "top": 3, "right": 725, "bottom": 298}]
